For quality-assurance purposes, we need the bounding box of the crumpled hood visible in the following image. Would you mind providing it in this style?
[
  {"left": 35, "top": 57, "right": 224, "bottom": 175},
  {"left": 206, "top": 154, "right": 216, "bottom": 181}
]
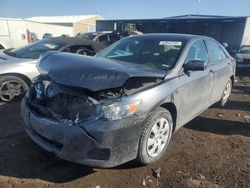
[{"left": 37, "top": 51, "right": 166, "bottom": 91}]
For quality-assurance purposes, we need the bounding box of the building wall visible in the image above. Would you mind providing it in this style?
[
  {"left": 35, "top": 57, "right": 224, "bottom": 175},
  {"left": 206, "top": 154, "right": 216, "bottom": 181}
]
[
  {"left": 241, "top": 17, "right": 250, "bottom": 46},
  {"left": 97, "top": 18, "right": 247, "bottom": 50},
  {"left": 220, "top": 22, "right": 246, "bottom": 50},
  {"left": 96, "top": 20, "right": 115, "bottom": 31},
  {"left": 25, "top": 21, "right": 73, "bottom": 39},
  {"left": 0, "top": 19, "right": 27, "bottom": 48},
  {"left": 73, "top": 15, "right": 103, "bottom": 36}
]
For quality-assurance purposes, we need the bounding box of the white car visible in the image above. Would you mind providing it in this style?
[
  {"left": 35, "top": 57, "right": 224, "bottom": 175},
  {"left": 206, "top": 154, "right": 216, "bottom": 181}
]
[
  {"left": 0, "top": 37, "right": 106, "bottom": 102},
  {"left": 235, "top": 45, "right": 250, "bottom": 67}
]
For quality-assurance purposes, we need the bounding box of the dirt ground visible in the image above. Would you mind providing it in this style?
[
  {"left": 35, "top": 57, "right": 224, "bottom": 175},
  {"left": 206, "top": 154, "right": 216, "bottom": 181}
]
[{"left": 0, "top": 71, "right": 249, "bottom": 188}]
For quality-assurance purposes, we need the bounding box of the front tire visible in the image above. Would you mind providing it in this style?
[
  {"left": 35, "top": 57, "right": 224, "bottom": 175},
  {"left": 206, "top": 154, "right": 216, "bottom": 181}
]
[
  {"left": 219, "top": 79, "right": 232, "bottom": 107},
  {"left": 137, "top": 107, "right": 173, "bottom": 165},
  {"left": 0, "top": 76, "right": 29, "bottom": 102}
]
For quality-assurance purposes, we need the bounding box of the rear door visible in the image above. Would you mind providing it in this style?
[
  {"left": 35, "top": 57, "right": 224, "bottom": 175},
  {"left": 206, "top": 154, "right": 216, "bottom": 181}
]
[{"left": 205, "top": 39, "right": 231, "bottom": 104}]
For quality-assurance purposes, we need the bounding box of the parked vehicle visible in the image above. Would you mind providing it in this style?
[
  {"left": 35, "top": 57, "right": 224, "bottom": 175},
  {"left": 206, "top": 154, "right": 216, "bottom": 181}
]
[
  {"left": 21, "top": 34, "right": 235, "bottom": 168},
  {"left": 0, "top": 37, "right": 106, "bottom": 102},
  {"left": 0, "top": 18, "right": 28, "bottom": 49},
  {"left": 42, "top": 33, "right": 53, "bottom": 39},
  {"left": 27, "top": 31, "right": 38, "bottom": 43},
  {"left": 77, "top": 31, "right": 122, "bottom": 46},
  {"left": 31, "top": 32, "right": 38, "bottom": 42},
  {"left": 234, "top": 45, "right": 250, "bottom": 67},
  {"left": 61, "top": 34, "right": 70, "bottom": 37}
]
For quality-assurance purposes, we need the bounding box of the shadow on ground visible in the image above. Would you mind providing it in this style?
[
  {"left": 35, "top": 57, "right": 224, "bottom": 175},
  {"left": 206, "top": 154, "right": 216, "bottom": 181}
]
[
  {"left": 212, "top": 100, "right": 250, "bottom": 111},
  {"left": 236, "top": 67, "right": 250, "bottom": 77},
  {"left": 185, "top": 116, "right": 250, "bottom": 137},
  {"left": 0, "top": 101, "right": 95, "bottom": 183}
]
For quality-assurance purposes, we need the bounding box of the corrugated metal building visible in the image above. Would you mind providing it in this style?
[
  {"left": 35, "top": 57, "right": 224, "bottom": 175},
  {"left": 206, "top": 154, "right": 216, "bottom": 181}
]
[{"left": 96, "top": 15, "right": 250, "bottom": 51}]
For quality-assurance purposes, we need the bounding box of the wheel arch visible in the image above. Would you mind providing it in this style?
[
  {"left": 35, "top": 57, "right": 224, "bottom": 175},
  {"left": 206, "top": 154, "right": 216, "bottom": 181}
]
[{"left": 160, "top": 102, "right": 177, "bottom": 133}]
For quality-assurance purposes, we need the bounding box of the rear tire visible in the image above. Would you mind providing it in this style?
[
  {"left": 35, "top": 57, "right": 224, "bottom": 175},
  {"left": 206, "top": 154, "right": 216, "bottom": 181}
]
[
  {"left": 137, "top": 107, "right": 173, "bottom": 165},
  {"left": 219, "top": 79, "right": 232, "bottom": 107},
  {"left": 0, "top": 76, "right": 29, "bottom": 102}
]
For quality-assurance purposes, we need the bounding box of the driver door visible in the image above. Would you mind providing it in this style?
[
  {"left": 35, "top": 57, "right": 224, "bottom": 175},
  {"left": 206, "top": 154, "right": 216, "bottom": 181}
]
[{"left": 175, "top": 39, "right": 214, "bottom": 126}]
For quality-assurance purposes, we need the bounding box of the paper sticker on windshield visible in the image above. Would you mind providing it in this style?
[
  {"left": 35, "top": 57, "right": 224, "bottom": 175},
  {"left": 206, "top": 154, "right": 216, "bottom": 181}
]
[
  {"left": 43, "top": 44, "right": 57, "bottom": 49},
  {"left": 159, "top": 41, "right": 182, "bottom": 46}
]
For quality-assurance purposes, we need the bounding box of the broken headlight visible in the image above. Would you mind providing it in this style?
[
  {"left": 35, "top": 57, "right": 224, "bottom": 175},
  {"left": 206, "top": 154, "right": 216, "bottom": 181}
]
[
  {"left": 101, "top": 99, "right": 141, "bottom": 120},
  {"left": 32, "top": 76, "right": 45, "bottom": 102}
]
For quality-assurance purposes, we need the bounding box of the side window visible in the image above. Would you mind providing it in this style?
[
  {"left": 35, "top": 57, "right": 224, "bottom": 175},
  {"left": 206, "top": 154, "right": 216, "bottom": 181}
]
[
  {"left": 97, "top": 34, "right": 109, "bottom": 46},
  {"left": 206, "top": 40, "right": 226, "bottom": 62},
  {"left": 185, "top": 40, "right": 208, "bottom": 63},
  {"left": 219, "top": 46, "right": 227, "bottom": 59},
  {"left": 109, "top": 34, "right": 120, "bottom": 44},
  {"left": 64, "top": 45, "right": 95, "bottom": 56}
]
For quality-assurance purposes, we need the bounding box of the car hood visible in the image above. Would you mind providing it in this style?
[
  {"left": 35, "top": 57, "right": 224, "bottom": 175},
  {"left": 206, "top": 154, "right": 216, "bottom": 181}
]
[
  {"left": 38, "top": 51, "right": 166, "bottom": 91},
  {"left": 0, "top": 50, "right": 32, "bottom": 64}
]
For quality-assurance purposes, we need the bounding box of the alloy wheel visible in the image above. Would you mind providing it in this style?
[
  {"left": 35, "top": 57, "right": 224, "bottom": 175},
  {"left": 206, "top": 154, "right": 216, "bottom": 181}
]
[
  {"left": 222, "top": 81, "right": 232, "bottom": 104},
  {"left": 146, "top": 118, "right": 170, "bottom": 158},
  {"left": 0, "top": 80, "right": 23, "bottom": 102}
]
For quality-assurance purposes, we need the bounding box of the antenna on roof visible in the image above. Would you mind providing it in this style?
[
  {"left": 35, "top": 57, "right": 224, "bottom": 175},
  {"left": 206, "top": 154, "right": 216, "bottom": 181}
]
[{"left": 197, "top": 0, "right": 202, "bottom": 15}]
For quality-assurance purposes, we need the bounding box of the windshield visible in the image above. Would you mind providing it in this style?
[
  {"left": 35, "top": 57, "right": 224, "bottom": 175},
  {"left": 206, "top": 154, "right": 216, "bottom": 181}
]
[
  {"left": 80, "top": 32, "right": 99, "bottom": 40},
  {"left": 239, "top": 46, "right": 250, "bottom": 54},
  {"left": 96, "top": 36, "right": 185, "bottom": 71},
  {"left": 4, "top": 39, "right": 65, "bottom": 59}
]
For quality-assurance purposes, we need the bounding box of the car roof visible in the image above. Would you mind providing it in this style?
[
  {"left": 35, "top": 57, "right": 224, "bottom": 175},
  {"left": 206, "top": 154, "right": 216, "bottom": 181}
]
[
  {"left": 129, "top": 33, "right": 204, "bottom": 42},
  {"left": 85, "top": 31, "right": 113, "bottom": 34},
  {"left": 51, "top": 37, "right": 106, "bottom": 50}
]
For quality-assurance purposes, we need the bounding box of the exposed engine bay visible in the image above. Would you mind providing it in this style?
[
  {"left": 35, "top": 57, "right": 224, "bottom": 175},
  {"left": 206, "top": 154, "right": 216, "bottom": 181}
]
[
  {"left": 27, "top": 76, "right": 162, "bottom": 123},
  {"left": 26, "top": 51, "right": 166, "bottom": 123}
]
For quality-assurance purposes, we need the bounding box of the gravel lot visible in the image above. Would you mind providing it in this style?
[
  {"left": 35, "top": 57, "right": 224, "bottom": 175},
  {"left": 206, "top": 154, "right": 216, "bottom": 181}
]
[{"left": 0, "top": 72, "right": 249, "bottom": 188}]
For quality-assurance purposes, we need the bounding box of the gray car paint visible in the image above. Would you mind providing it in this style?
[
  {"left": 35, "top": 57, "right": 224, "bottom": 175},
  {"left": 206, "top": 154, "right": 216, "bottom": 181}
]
[
  {"left": 37, "top": 51, "right": 166, "bottom": 91},
  {"left": 0, "top": 49, "right": 38, "bottom": 80},
  {"left": 21, "top": 34, "right": 236, "bottom": 167},
  {"left": 0, "top": 38, "right": 106, "bottom": 87}
]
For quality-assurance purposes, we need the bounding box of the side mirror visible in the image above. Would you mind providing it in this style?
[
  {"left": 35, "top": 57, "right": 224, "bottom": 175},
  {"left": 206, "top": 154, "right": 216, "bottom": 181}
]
[
  {"left": 223, "top": 43, "right": 228, "bottom": 48},
  {"left": 183, "top": 60, "right": 206, "bottom": 71}
]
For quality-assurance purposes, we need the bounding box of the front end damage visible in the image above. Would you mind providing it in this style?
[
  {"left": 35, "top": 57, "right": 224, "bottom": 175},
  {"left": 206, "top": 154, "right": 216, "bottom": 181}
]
[
  {"left": 28, "top": 80, "right": 98, "bottom": 124},
  {"left": 27, "top": 75, "right": 161, "bottom": 123},
  {"left": 22, "top": 52, "right": 165, "bottom": 167},
  {"left": 22, "top": 77, "right": 160, "bottom": 167}
]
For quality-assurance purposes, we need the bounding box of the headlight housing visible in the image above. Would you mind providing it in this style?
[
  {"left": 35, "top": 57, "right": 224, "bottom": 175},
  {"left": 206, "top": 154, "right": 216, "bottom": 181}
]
[{"left": 101, "top": 99, "right": 141, "bottom": 120}]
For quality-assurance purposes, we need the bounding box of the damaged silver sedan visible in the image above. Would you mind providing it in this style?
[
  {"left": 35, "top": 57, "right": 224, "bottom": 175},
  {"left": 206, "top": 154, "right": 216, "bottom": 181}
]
[{"left": 21, "top": 34, "right": 235, "bottom": 167}]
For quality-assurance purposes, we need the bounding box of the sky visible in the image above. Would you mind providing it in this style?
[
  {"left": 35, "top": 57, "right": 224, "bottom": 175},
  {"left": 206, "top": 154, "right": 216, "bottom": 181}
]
[{"left": 0, "top": 0, "right": 250, "bottom": 19}]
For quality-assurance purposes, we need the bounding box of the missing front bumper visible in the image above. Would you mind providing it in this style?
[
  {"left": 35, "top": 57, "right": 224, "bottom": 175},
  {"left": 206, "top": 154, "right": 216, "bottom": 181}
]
[{"left": 21, "top": 97, "right": 145, "bottom": 168}]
